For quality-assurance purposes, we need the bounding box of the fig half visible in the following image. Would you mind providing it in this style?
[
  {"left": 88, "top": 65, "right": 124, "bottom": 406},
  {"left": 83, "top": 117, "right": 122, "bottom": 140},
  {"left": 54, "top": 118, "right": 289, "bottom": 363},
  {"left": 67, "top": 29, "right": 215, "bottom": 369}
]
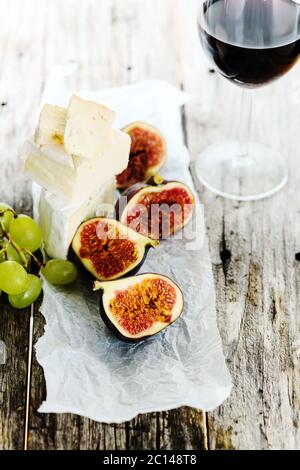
[
  {"left": 94, "top": 273, "right": 184, "bottom": 342},
  {"left": 72, "top": 218, "right": 158, "bottom": 281},
  {"left": 116, "top": 176, "right": 195, "bottom": 239},
  {"left": 116, "top": 122, "right": 167, "bottom": 189}
]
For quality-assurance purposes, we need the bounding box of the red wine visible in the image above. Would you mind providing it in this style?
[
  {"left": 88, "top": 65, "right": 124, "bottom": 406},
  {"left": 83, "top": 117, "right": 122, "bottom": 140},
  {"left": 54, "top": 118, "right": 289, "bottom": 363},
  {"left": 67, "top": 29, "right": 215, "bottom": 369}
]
[{"left": 199, "top": 0, "right": 300, "bottom": 88}]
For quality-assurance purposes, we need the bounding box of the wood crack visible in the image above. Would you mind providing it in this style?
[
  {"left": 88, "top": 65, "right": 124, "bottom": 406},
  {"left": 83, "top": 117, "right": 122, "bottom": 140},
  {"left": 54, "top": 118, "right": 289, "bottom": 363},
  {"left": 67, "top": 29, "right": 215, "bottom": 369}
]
[
  {"left": 220, "top": 218, "right": 231, "bottom": 279},
  {"left": 23, "top": 304, "right": 34, "bottom": 450},
  {"left": 156, "top": 412, "right": 161, "bottom": 450},
  {"left": 270, "top": 297, "right": 277, "bottom": 323},
  {"left": 174, "top": 0, "right": 208, "bottom": 451},
  {"left": 205, "top": 412, "right": 210, "bottom": 450}
]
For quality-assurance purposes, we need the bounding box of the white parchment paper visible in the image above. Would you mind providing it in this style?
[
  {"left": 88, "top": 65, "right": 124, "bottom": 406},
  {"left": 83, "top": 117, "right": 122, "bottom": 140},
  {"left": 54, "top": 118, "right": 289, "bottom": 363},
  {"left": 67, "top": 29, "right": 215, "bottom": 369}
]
[{"left": 34, "top": 69, "right": 232, "bottom": 422}]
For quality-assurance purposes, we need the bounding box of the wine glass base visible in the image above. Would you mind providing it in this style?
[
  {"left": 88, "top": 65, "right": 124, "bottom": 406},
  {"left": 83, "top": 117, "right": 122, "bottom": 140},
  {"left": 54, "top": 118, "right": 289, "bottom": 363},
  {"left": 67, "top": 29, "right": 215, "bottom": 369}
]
[{"left": 195, "top": 140, "right": 288, "bottom": 201}]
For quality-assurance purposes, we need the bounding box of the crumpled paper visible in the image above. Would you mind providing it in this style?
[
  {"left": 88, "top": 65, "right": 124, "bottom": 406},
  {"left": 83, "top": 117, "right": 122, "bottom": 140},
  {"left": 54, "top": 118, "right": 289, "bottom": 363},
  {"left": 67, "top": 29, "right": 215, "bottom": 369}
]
[{"left": 34, "top": 68, "right": 232, "bottom": 423}]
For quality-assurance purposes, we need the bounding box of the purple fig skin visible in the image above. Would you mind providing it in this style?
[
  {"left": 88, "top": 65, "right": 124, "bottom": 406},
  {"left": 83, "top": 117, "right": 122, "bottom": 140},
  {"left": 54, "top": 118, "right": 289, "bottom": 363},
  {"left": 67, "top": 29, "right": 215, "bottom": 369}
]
[
  {"left": 116, "top": 122, "right": 167, "bottom": 190},
  {"left": 99, "top": 290, "right": 145, "bottom": 343},
  {"left": 70, "top": 241, "right": 154, "bottom": 283},
  {"left": 115, "top": 176, "right": 195, "bottom": 232},
  {"left": 115, "top": 175, "right": 168, "bottom": 221},
  {"left": 115, "top": 182, "right": 147, "bottom": 220},
  {"left": 71, "top": 217, "right": 158, "bottom": 282},
  {"left": 97, "top": 273, "right": 184, "bottom": 343}
]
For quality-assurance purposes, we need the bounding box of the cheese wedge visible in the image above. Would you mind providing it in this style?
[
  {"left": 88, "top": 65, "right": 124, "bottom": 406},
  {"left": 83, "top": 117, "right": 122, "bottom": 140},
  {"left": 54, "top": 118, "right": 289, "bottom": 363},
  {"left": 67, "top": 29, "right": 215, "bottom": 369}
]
[
  {"left": 34, "top": 179, "right": 115, "bottom": 259},
  {"left": 64, "top": 95, "right": 116, "bottom": 159},
  {"left": 23, "top": 130, "right": 130, "bottom": 202},
  {"left": 38, "top": 143, "right": 74, "bottom": 169},
  {"left": 23, "top": 141, "right": 79, "bottom": 200},
  {"left": 34, "top": 104, "right": 67, "bottom": 146}
]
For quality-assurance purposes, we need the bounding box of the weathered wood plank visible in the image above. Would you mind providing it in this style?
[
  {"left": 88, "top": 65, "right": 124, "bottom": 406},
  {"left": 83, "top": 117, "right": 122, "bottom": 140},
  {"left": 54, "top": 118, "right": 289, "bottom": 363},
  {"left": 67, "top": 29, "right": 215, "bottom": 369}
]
[
  {"left": 25, "top": 0, "right": 207, "bottom": 450},
  {"left": 158, "top": 409, "right": 208, "bottom": 450},
  {"left": 0, "top": 0, "right": 47, "bottom": 450},
  {"left": 116, "top": 0, "right": 207, "bottom": 451},
  {"left": 179, "top": 0, "right": 300, "bottom": 450},
  {"left": 27, "top": 0, "right": 125, "bottom": 451},
  {"left": 0, "top": 302, "right": 28, "bottom": 450},
  {"left": 6, "top": 0, "right": 300, "bottom": 451}
]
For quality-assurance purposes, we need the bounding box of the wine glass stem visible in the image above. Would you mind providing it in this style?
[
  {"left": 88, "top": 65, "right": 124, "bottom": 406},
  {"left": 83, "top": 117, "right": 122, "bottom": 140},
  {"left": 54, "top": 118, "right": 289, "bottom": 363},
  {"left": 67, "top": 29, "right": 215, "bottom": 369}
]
[{"left": 237, "top": 89, "right": 254, "bottom": 165}]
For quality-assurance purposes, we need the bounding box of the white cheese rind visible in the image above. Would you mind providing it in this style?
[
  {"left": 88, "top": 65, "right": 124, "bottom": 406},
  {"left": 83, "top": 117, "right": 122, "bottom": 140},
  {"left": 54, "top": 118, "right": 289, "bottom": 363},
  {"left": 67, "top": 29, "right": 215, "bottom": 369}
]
[
  {"left": 36, "top": 179, "right": 115, "bottom": 259},
  {"left": 39, "top": 143, "right": 74, "bottom": 169},
  {"left": 71, "top": 129, "right": 131, "bottom": 189},
  {"left": 34, "top": 104, "right": 67, "bottom": 146},
  {"left": 23, "top": 141, "right": 77, "bottom": 200},
  {"left": 64, "top": 95, "right": 116, "bottom": 159},
  {"left": 23, "top": 131, "right": 130, "bottom": 202}
]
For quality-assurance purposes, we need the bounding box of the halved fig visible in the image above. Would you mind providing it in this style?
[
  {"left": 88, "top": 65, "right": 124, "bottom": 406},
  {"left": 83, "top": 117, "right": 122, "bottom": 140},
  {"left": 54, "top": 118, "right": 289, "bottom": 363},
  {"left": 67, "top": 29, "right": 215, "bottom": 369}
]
[
  {"left": 94, "top": 273, "right": 184, "bottom": 342},
  {"left": 116, "top": 122, "right": 167, "bottom": 189},
  {"left": 72, "top": 218, "right": 158, "bottom": 281},
  {"left": 116, "top": 175, "right": 195, "bottom": 239}
]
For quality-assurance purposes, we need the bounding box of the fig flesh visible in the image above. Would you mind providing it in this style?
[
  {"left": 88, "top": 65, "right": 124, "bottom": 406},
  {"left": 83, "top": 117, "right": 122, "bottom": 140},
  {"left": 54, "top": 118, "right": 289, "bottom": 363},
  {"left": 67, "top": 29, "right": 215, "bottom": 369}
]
[
  {"left": 94, "top": 273, "right": 184, "bottom": 342},
  {"left": 116, "top": 177, "right": 195, "bottom": 239},
  {"left": 72, "top": 218, "right": 158, "bottom": 281},
  {"left": 116, "top": 122, "right": 167, "bottom": 189}
]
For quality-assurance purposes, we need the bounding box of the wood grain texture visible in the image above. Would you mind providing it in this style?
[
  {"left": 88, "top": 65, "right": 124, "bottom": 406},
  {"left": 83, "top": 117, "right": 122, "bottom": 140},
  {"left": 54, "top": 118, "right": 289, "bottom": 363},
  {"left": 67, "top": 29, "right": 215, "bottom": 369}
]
[
  {"left": 0, "top": 302, "right": 28, "bottom": 450},
  {"left": 1, "top": 0, "right": 299, "bottom": 450},
  {"left": 0, "top": 0, "right": 46, "bottom": 449},
  {"left": 179, "top": 0, "right": 300, "bottom": 450},
  {"left": 15, "top": 0, "right": 206, "bottom": 450}
]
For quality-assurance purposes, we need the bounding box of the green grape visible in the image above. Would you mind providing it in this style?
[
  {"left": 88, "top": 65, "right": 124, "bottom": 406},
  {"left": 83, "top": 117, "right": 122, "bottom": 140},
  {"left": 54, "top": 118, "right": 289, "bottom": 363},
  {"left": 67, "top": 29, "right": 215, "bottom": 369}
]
[
  {"left": 8, "top": 274, "right": 42, "bottom": 309},
  {"left": 0, "top": 242, "right": 23, "bottom": 264},
  {"left": 10, "top": 215, "right": 42, "bottom": 252},
  {"left": 0, "top": 202, "right": 14, "bottom": 233},
  {"left": 42, "top": 259, "right": 78, "bottom": 285},
  {"left": 0, "top": 261, "right": 29, "bottom": 295}
]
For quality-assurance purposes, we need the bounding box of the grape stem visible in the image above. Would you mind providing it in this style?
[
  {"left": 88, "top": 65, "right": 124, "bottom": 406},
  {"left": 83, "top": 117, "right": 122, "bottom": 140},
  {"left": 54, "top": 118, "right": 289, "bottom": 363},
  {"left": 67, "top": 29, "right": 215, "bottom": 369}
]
[
  {"left": 23, "top": 248, "right": 43, "bottom": 270},
  {"left": 11, "top": 241, "right": 30, "bottom": 267},
  {"left": 0, "top": 208, "right": 17, "bottom": 216},
  {"left": 0, "top": 246, "right": 7, "bottom": 258},
  {"left": 0, "top": 213, "right": 44, "bottom": 270}
]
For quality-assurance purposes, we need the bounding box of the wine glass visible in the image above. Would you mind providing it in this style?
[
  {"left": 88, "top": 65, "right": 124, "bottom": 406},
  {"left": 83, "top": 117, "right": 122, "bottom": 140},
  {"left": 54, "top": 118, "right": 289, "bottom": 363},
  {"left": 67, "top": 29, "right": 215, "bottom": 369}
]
[{"left": 196, "top": 0, "right": 300, "bottom": 201}]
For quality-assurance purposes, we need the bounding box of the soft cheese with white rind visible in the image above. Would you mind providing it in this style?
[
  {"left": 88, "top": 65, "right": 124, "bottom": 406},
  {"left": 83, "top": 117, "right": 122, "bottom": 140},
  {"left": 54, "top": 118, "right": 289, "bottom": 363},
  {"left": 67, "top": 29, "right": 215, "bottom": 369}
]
[
  {"left": 73, "top": 130, "right": 131, "bottom": 187},
  {"left": 36, "top": 179, "right": 115, "bottom": 259},
  {"left": 64, "top": 95, "right": 116, "bottom": 159},
  {"left": 23, "top": 131, "right": 130, "bottom": 202},
  {"left": 38, "top": 143, "right": 74, "bottom": 169},
  {"left": 68, "top": 130, "right": 131, "bottom": 185},
  {"left": 34, "top": 104, "right": 67, "bottom": 146},
  {"left": 23, "top": 140, "right": 77, "bottom": 199}
]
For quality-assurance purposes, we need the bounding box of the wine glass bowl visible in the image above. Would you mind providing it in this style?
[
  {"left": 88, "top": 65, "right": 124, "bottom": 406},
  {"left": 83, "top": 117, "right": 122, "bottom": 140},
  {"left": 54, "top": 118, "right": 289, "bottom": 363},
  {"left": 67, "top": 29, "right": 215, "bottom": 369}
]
[{"left": 196, "top": 0, "right": 300, "bottom": 200}]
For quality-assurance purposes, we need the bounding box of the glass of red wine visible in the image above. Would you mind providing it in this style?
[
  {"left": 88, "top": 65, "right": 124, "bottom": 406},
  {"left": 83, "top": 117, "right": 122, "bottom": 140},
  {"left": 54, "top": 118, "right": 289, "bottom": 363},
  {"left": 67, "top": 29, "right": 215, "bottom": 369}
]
[{"left": 197, "top": 0, "right": 300, "bottom": 200}]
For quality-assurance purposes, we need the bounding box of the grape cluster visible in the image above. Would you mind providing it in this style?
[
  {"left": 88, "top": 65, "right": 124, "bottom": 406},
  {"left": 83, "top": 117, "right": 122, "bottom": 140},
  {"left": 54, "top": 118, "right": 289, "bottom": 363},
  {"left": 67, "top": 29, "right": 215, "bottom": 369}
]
[{"left": 0, "top": 202, "right": 78, "bottom": 309}]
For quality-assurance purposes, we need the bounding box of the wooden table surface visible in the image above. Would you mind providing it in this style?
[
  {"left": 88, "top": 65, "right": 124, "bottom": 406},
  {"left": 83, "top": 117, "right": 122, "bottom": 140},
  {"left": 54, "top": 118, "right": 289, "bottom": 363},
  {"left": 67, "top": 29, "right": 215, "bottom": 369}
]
[{"left": 0, "top": 0, "right": 300, "bottom": 451}]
